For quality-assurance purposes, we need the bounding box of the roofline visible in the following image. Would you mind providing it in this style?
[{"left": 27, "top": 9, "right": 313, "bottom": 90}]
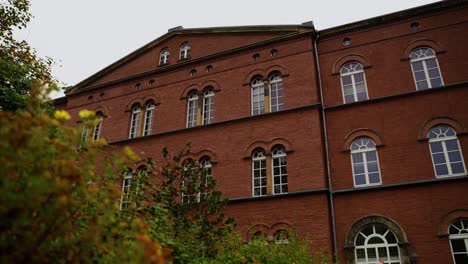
[
  {"left": 67, "top": 24, "right": 315, "bottom": 95},
  {"left": 318, "top": 0, "right": 468, "bottom": 38}
]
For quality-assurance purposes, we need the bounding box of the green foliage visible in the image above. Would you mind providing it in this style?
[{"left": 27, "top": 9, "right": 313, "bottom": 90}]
[
  {"left": 0, "top": 0, "right": 56, "bottom": 112},
  {"left": 0, "top": 108, "right": 169, "bottom": 263}
]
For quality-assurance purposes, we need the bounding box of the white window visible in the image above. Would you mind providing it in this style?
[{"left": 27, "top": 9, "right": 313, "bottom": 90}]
[
  {"left": 252, "top": 149, "right": 267, "bottom": 197},
  {"left": 272, "top": 146, "right": 288, "bottom": 194},
  {"left": 129, "top": 105, "right": 141, "bottom": 139},
  {"left": 179, "top": 42, "right": 191, "bottom": 60},
  {"left": 92, "top": 112, "right": 103, "bottom": 141},
  {"left": 159, "top": 48, "right": 170, "bottom": 65},
  {"left": 202, "top": 89, "right": 214, "bottom": 125},
  {"left": 449, "top": 218, "right": 468, "bottom": 264},
  {"left": 200, "top": 158, "right": 212, "bottom": 200},
  {"left": 354, "top": 224, "right": 401, "bottom": 264},
  {"left": 340, "top": 62, "right": 368, "bottom": 104},
  {"left": 186, "top": 92, "right": 198, "bottom": 128},
  {"left": 120, "top": 171, "right": 133, "bottom": 209},
  {"left": 351, "top": 137, "right": 381, "bottom": 187},
  {"left": 269, "top": 73, "right": 284, "bottom": 112},
  {"left": 251, "top": 77, "right": 265, "bottom": 116},
  {"left": 410, "top": 47, "right": 443, "bottom": 90},
  {"left": 428, "top": 125, "right": 466, "bottom": 177},
  {"left": 81, "top": 127, "right": 89, "bottom": 142},
  {"left": 143, "top": 102, "right": 155, "bottom": 136}
]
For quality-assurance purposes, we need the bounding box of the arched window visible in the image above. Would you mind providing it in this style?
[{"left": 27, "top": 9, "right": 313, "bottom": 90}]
[
  {"left": 354, "top": 223, "right": 401, "bottom": 264},
  {"left": 274, "top": 229, "right": 289, "bottom": 244},
  {"left": 340, "top": 62, "right": 368, "bottom": 104},
  {"left": 449, "top": 218, "right": 468, "bottom": 263},
  {"left": 129, "top": 104, "right": 141, "bottom": 139},
  {"left": 428, "top": 125, "right": 466, "bottom": 177},
  {"left": 143, "top": 101, "right": 155, "bottom": 136},
  {"left": 252, "top": 149, "right": 267, "bottom": 197},
  {"left": 269, "top": 73, "right": 284, "bottom": 112},
  {"left": 251, "top": 77, "right": 265, "bottom": 116},
  {"left": 92, "top": 112, "right": 103, "bottom": 141},
  {"left": 186, "top": 92, "right": 198, "bottom": 128},
  {"left": 120, "top": 170, "right": 133, "bottom": 209},
  {"left": 159, "top": 48, "right": 170, "bottom": 65},
  {"left": 179, "top": 42, "right": 191, "bottom": 60},
  {"left": 272, "top": 146, "right": 288, "bottom": 194},
  {"left": 202, "top": 89, "right": 214, "bottom": 125},
  {"left": 410, "top": 47, "right": 443, "bottom": 90},
  {"left": 351, "top": 137, "right": 381, "bottom": 187}
]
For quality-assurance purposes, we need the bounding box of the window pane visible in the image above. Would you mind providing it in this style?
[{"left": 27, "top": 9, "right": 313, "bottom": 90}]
[
  {"left": 417, "top": 80, "right": 428, "bottom": 90},
  {"left": 341, "top": 75, "right": 352, "bottom": 85},
  {"left": 356, "top": 92, "right": 367, "bottom": 101},
  {"left": 432, "top": 153, "right": 446, "bottom": 164},
  {"left": 451, "top": 239, "right": 467, "bottom": 253},
  {"left": 448, "top": 151, "right": 462, "bottom": 162},
  {"left": 354, "top": 73, "right": 364, "bottom": 83},
  {"left": 367, "top": 162, "right": 379, "bottom": 173},
  {"left": 354, "top": 164, "right": 365, "bottom": 174},
  {"left": 435, "top": 164, "right": 449, "bottom": 176},
  {"left": 282, "top": 176, "right": 288, "bottom": 183},
  {"left": 366, "top": 151, "right": 377, "bottom": 161},
  {"left": 345, "top": 94, "right": 355, "bottom": 103},
  {"left": 389, "top": 246, "right": 399, "bottom": 258},
  {"left": 369, "top": 173, "right": 380, "bottom": 184},
  {"left": 352, "top": 153, "right": 364, "bottom": 163},
  {"left": 378, "top": 247, "right": 388, "bottom": 258},
  {"left": 355, "top": 82, "right": 366, "bottom": 93},
  {"left": 282, "top": 185, "right": 288, "bottom": 193},
  {"left": 425, "top": 58, "right": 437, "bottom": 69},
  {"left": 412, "top": 61, "right": 423, "bottom": 71},
  {"left": 430, "top": 142, "right": 443, "bottom": 153},
  {"left": 454, "top": 254, "right": 468, "bottom": 264},
  {"left": 451, "top": 162, "right": 465, "bottom": 174},
  {"left": 428, "top": 68, "right": 440, "bottom": 78},
  {"left": 343, "top": 84, "right": 354, "bottom": 95},
  {"left": 446, "top": 140, "right": 459, "bottom": 151},
  {"left": 367, "top": 248, "right": 377, "bottom": 261},
  {"left": 414, "top": 71, "right": 426, "bottom": 81},
  {"left": 356, "top": 248, "right": 366, "bottom": 260},
  {"left": 355, "top": 174, "right": 366, "bottom": 185},
  {"left": 430, "top": 78, "right": 442, "bottom": 88}
]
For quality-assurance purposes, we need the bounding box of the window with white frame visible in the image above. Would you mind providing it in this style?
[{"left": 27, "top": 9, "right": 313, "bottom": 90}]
[
  {"left": 179, "top": 42, "right": 191, "bottom": 60},
  {"left": 340, "top": 62, "right": 368, "bottom": 103},
  {"left": 186, "top": 92, "right": 198, "bottom": 128},
  {"left": 200, "top": 158, "right": 212, "bottom": 200},
  {"left": 354, "top": 223, "right": 401, "bottom": 264},
  {"left": 120, "top": 170, "right": 133, "bottom": 209},
  {"left": 269, "top": 73, "right": 284, "bottom": 112},
  {"left": 81, "top": 127, "right": 89, "bottom": 142},
  {"left": 202, "top": 89, "right": 214, "bottom": 125},
  {"left": 351, "top": 137, "right": 381, "bottom": 187},
  {"left": 252, "top": 149, "right": 267, "bottom": 196},
  {"left": 449, "top": 218, "right": 468, "bottom": 264},
  {"left": 143, "top": 101, "right": 155, "bottom": 136},
  {"left": 272, "top": 146, "right": 288, "bottom": 194},
  {"left": 251, "top": 77, "right": 265, "bottom": 116},
  {"left": 159, "top": 48, "right": 170, "bottom": 65},
  {"left": 129, "top": 105, "right": 141, "bottom": 139},
  {"left": 428, "top": 125, "right": 466, "bottom": 177},
  {"left": 410, "top": 47, "right": 443, "bottom": 90},
  {"left": 274, "top": 229, "right": 290, "bottom": 244},
  {"left": 92, "top": 112, "right": 103, "bottom": 141}
]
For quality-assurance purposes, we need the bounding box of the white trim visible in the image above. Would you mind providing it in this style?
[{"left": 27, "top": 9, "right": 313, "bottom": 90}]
[
  {"left": 350, "top": 138, "right": 382, "bottom": 188},
  {"left": 252, "top": 149, "right": 267, "bottom": 197},
  {"left": 410, "top": 47, "right": 444, "bottom": 90},
  {"left": 186, "top": 93, "right": 198, "bottom": 128},
  {"left": 251, "top": 78, "right": 265, "bottom": 116},
  {"left": 340, "top": 62, "right": 369, "bottom": 104},
  {"left": 128, "top": 106, "right": 141, "bottom": 139}
]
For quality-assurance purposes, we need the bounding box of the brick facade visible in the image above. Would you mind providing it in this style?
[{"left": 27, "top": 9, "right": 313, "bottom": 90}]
[{"left": 58, "top": 1, "right": 468, "bottom": 263}]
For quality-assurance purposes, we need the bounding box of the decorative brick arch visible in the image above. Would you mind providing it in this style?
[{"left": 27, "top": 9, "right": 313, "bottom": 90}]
[
  {"left": 180, "top": 84, "right": 201, "bottom": 99},
  {"left": 189, "top": 149, "right": 218, "bottom": 164},
  {"left": 401, "top": 38, "right": 445, "bottom": 61},
  {"left": 268, "top": 137, "right": 294, "bottom": 154},
  {"left": 266, "top": 64, "right": 289, "bottom": 77},
  {"left": 244, "top": 141, "right": 269, "bottom": 159},
  {"left": 344, "top": 215, "right": 412, "bottom": 264},
  {"left": 247, "top": 223, "right": 270, "bottom": 240},
  {"left": 242, "top": 69, "right": 267, "bottom": 86},
  {"left": 143, "top": 94, "right": 161, "bottom": 105},
  {"left": 332, "top": 53, "right": 372, "bottom": 75},
  {"left": 125, "top": 97, "right": 144, "bottom": 112},
  {"left": 418, "top": 116, "right": 467, "bottom": 141},
  {"left": 437, "top": 209, "right": 468, "bottom": 236},
  {"left": 342, "top": 128, "right": 384, "bottom": 151},
  {"left": 201, "top": 80, "right": 222, "bottom": 92},
  {"left": 270, "top": 222, "right": 293, "bottom": 236},
  {"left": 91, "top": 105, "right": 109, "bottom": 117}
]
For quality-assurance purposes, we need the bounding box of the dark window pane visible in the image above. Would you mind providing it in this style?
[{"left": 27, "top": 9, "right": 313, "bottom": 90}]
[
  {"left": 428, "top": 68, "right": 440, "bottom": 78},
  {"left": 431, "top": 78, "right": 442, "bottom": 88},
  {"left": 354, "top": 164, "right": 365, "bottom": 174},
  {"left": 281, "top": 166, "right": 288, "bottom": 174},
  {"left": 446, "top": 140, "right": 459, "bottom": 151},
  {"left": 430, "top": 142, "right": 443, "bottom": 153},
  {"left": 282, "top": 185, "right": 288, "bottom": 193},
  {"left": 274, "top": 186, "right": 280, "bottom": 193},
  {"left": 369, "top": 173, "right": 380, "bottom": 184},
  {"left": 352, "top": 153, "right": 364, "bottom": 163},
  {"left": 435, "top": 164, "right": 449, "bottom": 176},
  {"left": 449, "top": 151, "right": 462, "bottom": 162},
  {"left": 367, "top": 162, "right": 379, "bottom": 173},
  {"left": 355, "top": 174, "right": 366, "bottom": 185},
  {"left": 367, "top": 248, "right": 377, "bottom": 261},
  {"left": 417, "top": 80, "right": 428, "bottom": 90},
  {"left": 354, "top": 73, "right": 364, "bottom": 83},
  {"left": 356, "top": 92, "right": 367, "bottom": 101},
  {"left": 412, "top": 61, "right": 423, "bottom": 71},
  {"left": 274, "top": 168, "right": 280, "bottom": 175},
  {"left": 341, "top": 75, "right": 352, "bottom": 85},
  {"left": 254, "top": 179, "right": 259, "bottom": 186},
  {"left": 345, "top": 94, "right": 355, "bottom": 103},
  {"left": 451, "top": 162, "right": 465, "bottom": 174},
  {"left": 261, "top": 187, "right": 267, "bottom": 195},
  {"left": 366, "top": 151, "right": 377, "bottom": 161},
  {"left": 282, "top": 176, "right": 288, "bottom": 183},
  {"left": 425, "top": 58, "right": 437, "bottom": 69},
  {"left": 454, "top": 254, "right": 468, "bottom": 264},
  {"left": 451, "top": 239, "right": 467, "bottom": 253},
  {"left": 433, "top": 153, "right": 446, "bottom": 164},
  {"left": 261, "top": 178, "right": 267, "bottom": 185},
  {"left": 414, "top": 71, "right": 426, "bottom": 81},
  {"left": 274, "top": 177, "right": 280, "bottom": 184}
]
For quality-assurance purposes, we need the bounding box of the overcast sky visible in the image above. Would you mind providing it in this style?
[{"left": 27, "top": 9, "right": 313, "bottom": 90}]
[{"left": 18, "top": 0, "right": 440, "bottom": 98}]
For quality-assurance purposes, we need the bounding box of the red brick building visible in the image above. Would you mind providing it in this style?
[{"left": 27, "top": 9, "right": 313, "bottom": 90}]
[{"left": 56, "top": 1, "right": 468, "bottom": 263}]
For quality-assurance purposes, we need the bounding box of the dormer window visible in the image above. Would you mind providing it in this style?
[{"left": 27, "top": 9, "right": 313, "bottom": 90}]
[
  {"left": 179, "top": 42, "right": 191, "bottom": 60},
  {"left": 159, "top": 48, "right": 170, "bottom": 65}
]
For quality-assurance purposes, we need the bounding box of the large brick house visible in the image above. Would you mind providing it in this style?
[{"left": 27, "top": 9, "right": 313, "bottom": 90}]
[{"left": 55, "top": 1, "right": 468, "bottom": 263}]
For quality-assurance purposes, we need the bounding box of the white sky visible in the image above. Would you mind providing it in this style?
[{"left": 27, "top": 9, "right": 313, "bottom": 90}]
[{"left": 17, "top": 0, "right": 440, "bottom": 98}]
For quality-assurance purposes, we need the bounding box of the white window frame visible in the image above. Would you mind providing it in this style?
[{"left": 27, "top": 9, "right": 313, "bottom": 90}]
[
  {"left": 120, "top": 171, "right": 133, "bottom": 210},
  {"left": 92, "top": 112, "right": 103, "bottom": 141},
  {"left": 269, "top": 73, "right": 284, "bottom": 112},
  {"left": 159, "top": 48, "right": 170, "bottom": 65},
  {"left": 143, "top": 102, "right": 155, "bottom": 136},
  {"left": 186, "top": 93, "right": 198, "bottom": 128},
  {"left": 252, "top": 149, "right": 267, "bottom": 197},
  {"left": 410, "top": 47, "right": 444, "bottom": 90},
  {"left": 251, "top": 77, "right": 265, "bottom": 116},
  {"left": 340, "top": 62, "right": 369, "bottom": 104},
  {"left": 202, "top": 89, "right": 214, "bottom": 125},
  {"left": 272, "top": 146, "right": 288, "bottom": 194},
  {"left": 428, "top": 126, "right": 467, "bottom": 178},
  {"left": 354, "top": 224, "right": 402, "bottom": 264},
  {"left": 179, "top": 42, "right": 191, "bottom": 60},
  {"left": 350, "top": 137, "right": 382, "bottom": 188},
  {"left": 129, "top": 105, "right": 141, "bottom": 139},
  {"left": 449, "top": 219, "right": 468, "bottom": 264}
]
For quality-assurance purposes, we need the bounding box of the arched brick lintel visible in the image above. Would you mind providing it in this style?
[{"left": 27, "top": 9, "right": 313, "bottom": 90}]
[
  {"left": 342, "top": 128, "right": 384, "bottom": 151},
  {"left": 244, "top": 137, "right": 294, "bottom": 158},
  {"left": 242, "top": 65, "right": 289, "bottom": 85},
  {"left": 180, "top": 84, "right": 201, "bottom": 99},
  {"left": 332, "top": 53, "right": 371, "bottom": 75},
  {"left": 437, "top": 209, "right": 468, "bottom": 236},
  {"left": 401, "top": 38, "right": 445, "bottom": 61},
  {"left": 418, "top": 116, "right": 467, "bottom": 141},
  {"left": 186, "top": 149, "right": 218, "bottom": 164},
  {"left": 125, "top": 94, "right": 161, "bottom": 111}
]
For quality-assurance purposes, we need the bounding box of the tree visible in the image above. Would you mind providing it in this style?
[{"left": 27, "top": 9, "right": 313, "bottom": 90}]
[{"left": 0, "top": 0, "right": 55, "bottom": 112}]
